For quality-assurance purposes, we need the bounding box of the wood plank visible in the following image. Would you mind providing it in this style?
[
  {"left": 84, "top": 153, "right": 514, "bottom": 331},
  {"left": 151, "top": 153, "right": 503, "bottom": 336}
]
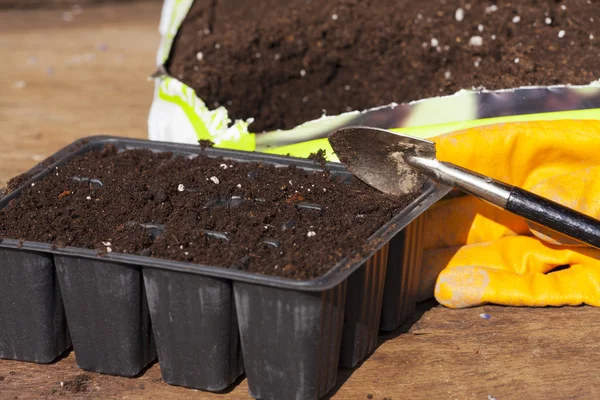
[
  {"left": 2, "top": 303, "right": 600, "bottom": 399},
  {"left": 0, "top": 2, "right": 159, "bottom": 188},
  {"left": 2, "top": 3, "right": 600, "bottom": 400}
]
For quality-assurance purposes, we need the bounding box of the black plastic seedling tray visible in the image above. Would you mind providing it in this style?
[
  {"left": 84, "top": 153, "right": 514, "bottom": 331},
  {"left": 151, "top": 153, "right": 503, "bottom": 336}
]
[{"left": 0, "top": 136, "right": 451, "bottom": 399}]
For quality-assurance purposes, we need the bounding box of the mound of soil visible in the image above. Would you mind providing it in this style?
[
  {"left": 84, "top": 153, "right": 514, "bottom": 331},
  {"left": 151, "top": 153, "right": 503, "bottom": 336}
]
[
  {"left": 0, "top": 145, "right": 418, "bottom": 280},
  {"left": 167, "top": 0, "right": 599, "bottom": 132}
]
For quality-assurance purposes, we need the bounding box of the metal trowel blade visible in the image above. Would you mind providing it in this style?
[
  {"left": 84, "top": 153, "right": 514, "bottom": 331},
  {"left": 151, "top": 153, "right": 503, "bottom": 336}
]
[{"left": 328, "top": 126, "right": 436, "bottom": 197}]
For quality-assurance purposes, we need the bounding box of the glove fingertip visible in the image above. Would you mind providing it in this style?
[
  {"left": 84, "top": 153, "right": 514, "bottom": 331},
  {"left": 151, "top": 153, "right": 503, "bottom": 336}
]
[{"left": 434, "top": 265, "right": 491, "bottom": 309}]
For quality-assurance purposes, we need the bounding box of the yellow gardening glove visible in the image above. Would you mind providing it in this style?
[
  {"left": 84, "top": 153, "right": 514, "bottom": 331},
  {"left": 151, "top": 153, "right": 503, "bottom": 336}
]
[{"left": 416, "top": 120, "right": 600, "bottom": 308}]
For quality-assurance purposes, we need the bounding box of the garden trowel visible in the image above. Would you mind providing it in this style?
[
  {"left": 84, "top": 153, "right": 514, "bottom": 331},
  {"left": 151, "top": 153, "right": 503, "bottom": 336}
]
[{"left": 328, "top": 126, "right": 600, "bottom": 249}]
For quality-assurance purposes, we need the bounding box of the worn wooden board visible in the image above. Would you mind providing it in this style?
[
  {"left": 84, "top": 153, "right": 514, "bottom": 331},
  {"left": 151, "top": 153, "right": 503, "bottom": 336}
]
[
  {"left": 2, "top": 302, "right": 600, "bottom": 400},
  {"left": 2, "top": 3, "right": 600, "bottom": 400},
  {"left": 0, "top": 2, "right": 157, "bottom": 189}
]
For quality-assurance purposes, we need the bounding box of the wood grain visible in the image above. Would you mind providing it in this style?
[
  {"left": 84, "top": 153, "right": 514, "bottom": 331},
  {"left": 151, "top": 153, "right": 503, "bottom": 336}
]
[
  {"left": 0, "top": 2, "right": 157, "bottom": 188},
  {"left": 2, "top": 3, "right": 600, "bottom": 400},
  {"left": 2, "top": 302, "right": 600, "bottom": 399}
]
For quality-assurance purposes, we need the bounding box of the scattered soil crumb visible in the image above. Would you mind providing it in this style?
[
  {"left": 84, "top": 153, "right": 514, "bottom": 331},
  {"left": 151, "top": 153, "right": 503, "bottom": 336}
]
[
  {"left": 308, "top": 149, "right": 328, "bottom": 170},
  {"left": 62, "top": 374, "right": 91, "bottom": 393},
  {"left": 199, "top": 139, "right": 215, "bottom": 149},
  {"left": 3, "top": 172, "right": 33, "bottom": 195}
]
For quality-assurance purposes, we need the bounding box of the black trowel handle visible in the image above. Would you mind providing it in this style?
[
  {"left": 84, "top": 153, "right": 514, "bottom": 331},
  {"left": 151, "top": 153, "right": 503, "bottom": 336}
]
[
  {"left": 505, "top": 187, "right": 600, "bottom": 249},
  {"left": 407, "top": 156, "right": 600, "bottom": 250}
]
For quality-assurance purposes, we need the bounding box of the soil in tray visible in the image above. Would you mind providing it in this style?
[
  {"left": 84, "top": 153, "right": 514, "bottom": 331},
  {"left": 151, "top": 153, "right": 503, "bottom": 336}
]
[
  {"left": 0, "top": 145, "right": 418, "bottom": 280},
  {"left": 167, "top": 0, "right": 600, "bottom": 132}
]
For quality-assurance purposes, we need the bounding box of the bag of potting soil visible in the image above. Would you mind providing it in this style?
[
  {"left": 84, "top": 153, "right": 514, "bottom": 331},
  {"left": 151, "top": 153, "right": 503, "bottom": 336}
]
[{"left": 148, "top": 0, "right": 600, "bottom": 160}]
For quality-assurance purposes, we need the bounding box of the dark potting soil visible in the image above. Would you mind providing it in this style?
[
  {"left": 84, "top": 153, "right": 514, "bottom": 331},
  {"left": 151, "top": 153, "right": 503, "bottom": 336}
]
[
  {"left": 3, "top": 172, "right": 33, "bottom": 196},
  {"left": 0, "top": 146, "right": 418, "bottom": 280},
  {"left": 62, "top": 374, "right": 91, "bottom": 394},
  {"left": 167, "top": 0, "right": 600, "bottom": 133}
]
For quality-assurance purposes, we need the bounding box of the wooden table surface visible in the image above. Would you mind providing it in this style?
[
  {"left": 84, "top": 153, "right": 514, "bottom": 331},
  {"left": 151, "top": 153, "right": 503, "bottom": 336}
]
[{"left": 2, "top": 3, "right": 600, "bottom": 399}]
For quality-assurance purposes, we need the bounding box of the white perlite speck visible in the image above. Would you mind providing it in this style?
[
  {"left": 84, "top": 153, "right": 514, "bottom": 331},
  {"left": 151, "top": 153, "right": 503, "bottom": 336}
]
[
  {"left": 106, "top": 247, "right": 113, "bottom": 253},
  {"left": 102, "top": 241, "right": 111, "bottom": 246},
  {"left": 512, "top": 16, "right": 521, "bottom": 23},
  {"left": 591, "top": 34, "right": 595, "bottom": 40},
  {"left": 485, "top": 5, "right": 498, "bottom": 14},
  {"left": 210, "top": 176, "right": 220, "bottom": 184},
  {"left": 215, "top": 43, "right": 221, "bottom": 49},
  {"left": 307, "top": 231, "right": 317, "bottom": 237},
  {"left": 331, "top": 14, "right": 338, "bottom": 20},
  {"left": 196, "top": 52, "right": 203, "bottom": 61},
  {"left": 86, "top": 196, "right": 92, "bottom": 200},
  {"left": 491, "top": 34, "right": 497, "bottom": 40},
  {"left": 177, "top": 184, "right": 185, "bottom": 192},
  {"left": 444, "top": 71, "right": 452, "bottom": 79},
  {"left": 31, "top": 183, "right": 35, "bottom": 186},
  {"left": 474, "top": 59, "right": 481, "bottom": 68},
  {"left": 300, "top": 69, "right": 306, "bottom": 77},
  {"left": 561, "top": 5, "right": 567, "bottom": 10},
  {"left": 430, "top": 38, "right": 439, "bottom": 47},
  {"left": 478, "top": 24, "right": 484, "bottom": 32},
  {"left": 455, "top": 8, "right": 464, "bottom": 22},
  {"left": 220, "top": 163, "right": 228, "bottom": 169},
  {"left": 558, "top": 30, "right": 566, "bottom": 38},
  {"left": 514, "top": 58, "right": 520, "bottom": 64},
  {"left": 344, "top": 85, "right": 351, "bottom": 91},
  {"left": 236, "top": 184, "right": 242, "bottom": 188},
  {"left": 545, "top": 17, "right": 552, "bottom": 25},
  {"left": 469, "top": 36, "right": 483, "bottom": 46}
]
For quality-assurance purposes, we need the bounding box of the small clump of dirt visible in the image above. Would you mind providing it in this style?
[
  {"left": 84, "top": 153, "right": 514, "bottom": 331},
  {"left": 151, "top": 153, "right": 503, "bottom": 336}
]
[
  {"left": 308, "top": 149, "right": 329, "bottom": 170},
  {"left": 3, "top": 172, "right": 33, "bottom": 196},
  {"left": 198, "top": 139, "right": 215, "bottom": 149},
  {"left": 62, "top": 374, "right": 91, "bottom": 393},
  {"left": 0, "top": 145, "right": 418, "bottom": 280}
]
